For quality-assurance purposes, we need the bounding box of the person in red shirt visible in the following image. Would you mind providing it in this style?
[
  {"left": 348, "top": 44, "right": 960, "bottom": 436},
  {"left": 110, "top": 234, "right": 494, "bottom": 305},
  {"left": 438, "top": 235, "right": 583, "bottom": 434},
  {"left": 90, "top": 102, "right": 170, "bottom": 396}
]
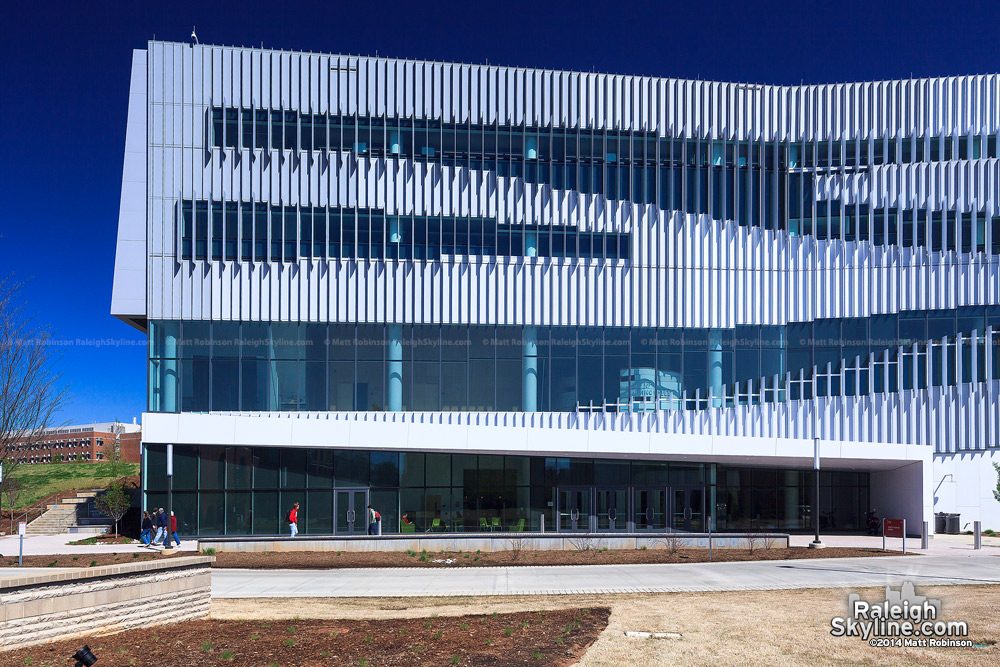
[
  {"left": 170, "top": 511, "right": 181, "bottom": 546},
  {"left": 288, "top": 502, "right": 299, "bottom": 537}
]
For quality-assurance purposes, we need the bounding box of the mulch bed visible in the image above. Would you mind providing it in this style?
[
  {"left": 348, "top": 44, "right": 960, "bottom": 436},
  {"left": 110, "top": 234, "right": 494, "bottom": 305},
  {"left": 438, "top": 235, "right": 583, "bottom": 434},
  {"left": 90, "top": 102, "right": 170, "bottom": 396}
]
[
  {"left": 1, "top": 551, "right": 185, "bottom": 568},
  {"left": 4, "top": 608, "right": 610, "bottom": 667},
  {"left": 210, "top": 546, "right": 906, "bottom": 569},
  {"left": 0, "top": 546, "right": 908, "bottom": 570},
  {"left": 67, "top": 535, "right": 137, "bottom": 546}
]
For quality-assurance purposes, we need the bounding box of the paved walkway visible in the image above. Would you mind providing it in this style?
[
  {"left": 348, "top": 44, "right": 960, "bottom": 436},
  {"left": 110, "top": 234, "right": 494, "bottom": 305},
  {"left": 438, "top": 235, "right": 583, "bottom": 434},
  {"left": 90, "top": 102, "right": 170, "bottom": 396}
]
[
  {"left": 0, "top": 533, "right": 199, "bottom": 556},
  {"left": 211, "top": 553, "right": 1000, "bottom": 598}
]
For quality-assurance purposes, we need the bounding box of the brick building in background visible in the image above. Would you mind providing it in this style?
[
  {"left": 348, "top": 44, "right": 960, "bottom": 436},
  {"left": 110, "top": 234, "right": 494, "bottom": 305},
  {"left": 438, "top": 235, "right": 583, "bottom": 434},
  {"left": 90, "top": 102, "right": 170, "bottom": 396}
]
[{"left": 11, "top": 421, "right": 142, "bottom": 465}]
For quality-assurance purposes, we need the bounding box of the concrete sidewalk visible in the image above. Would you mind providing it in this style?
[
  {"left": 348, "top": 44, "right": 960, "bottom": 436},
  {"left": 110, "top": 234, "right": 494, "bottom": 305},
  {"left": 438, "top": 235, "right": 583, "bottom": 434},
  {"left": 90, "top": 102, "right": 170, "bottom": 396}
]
[
  {"left": 0, "top": 533, "right": 199, "bottom": 557},
  {"left": 211, "top": 553, "right": 1000, "bottom": 598}
]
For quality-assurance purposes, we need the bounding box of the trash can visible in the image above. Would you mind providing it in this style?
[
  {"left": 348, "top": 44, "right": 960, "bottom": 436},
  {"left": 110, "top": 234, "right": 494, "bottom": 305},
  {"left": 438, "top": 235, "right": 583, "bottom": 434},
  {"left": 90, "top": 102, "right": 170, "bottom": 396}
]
[
  {"left": 935, "top": 513, "right": 947, "bottom": 534},
  {"left": 945, "top": 513, "right": 961, "bottom": 535}
]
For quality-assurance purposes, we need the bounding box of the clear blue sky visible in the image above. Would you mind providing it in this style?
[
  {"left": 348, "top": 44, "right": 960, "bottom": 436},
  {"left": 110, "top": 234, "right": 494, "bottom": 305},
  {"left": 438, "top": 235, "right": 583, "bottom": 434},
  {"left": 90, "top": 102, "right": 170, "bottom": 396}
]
[{"left": 1, "top": 1, "right": 997, "bottom": 426}]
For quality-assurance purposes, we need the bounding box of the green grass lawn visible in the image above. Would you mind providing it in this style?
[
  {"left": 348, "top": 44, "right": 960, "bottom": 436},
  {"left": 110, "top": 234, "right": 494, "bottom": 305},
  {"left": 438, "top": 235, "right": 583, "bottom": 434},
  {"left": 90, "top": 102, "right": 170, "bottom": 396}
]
[{"left": 5, "top": 462, "right": 140, "bottom": 510}]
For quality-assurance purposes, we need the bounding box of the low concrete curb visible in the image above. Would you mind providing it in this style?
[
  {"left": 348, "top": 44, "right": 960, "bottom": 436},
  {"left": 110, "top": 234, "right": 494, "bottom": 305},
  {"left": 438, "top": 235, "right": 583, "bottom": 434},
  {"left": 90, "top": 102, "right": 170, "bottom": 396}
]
[{"left": 198, "top": 533, "right": 790, "bottom": 553}]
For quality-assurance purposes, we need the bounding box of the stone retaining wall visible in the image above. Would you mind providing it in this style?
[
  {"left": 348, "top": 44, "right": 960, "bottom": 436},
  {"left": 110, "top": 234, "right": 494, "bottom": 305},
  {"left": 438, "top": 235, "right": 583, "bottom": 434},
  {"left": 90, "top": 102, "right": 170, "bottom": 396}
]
[
  {"left": 199, "top": 533, "right": 790, "bottom": 553},
  {"left": 0, "top": 556, "right": 213, "bottom": 652}
]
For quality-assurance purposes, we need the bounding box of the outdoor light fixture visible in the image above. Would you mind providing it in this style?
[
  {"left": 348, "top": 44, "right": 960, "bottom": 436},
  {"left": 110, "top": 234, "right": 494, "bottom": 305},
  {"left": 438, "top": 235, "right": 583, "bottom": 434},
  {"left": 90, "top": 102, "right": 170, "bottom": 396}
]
[{"left": 72, "top": 645, "right": 98, "bottom": 667}]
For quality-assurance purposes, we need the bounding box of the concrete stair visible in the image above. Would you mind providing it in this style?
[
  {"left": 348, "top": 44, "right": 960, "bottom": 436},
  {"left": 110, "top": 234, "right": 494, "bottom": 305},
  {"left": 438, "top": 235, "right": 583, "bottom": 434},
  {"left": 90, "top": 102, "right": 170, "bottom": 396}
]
[{"left": 25, "top": 490, "right": 112, "bottom": 535}]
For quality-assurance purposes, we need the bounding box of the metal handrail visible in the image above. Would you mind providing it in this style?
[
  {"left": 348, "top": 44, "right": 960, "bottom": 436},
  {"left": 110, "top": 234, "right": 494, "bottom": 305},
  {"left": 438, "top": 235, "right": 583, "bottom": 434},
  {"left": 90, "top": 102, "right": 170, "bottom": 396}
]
[{"left": 6, "top": 490, "right": 77, "bottom": 535}]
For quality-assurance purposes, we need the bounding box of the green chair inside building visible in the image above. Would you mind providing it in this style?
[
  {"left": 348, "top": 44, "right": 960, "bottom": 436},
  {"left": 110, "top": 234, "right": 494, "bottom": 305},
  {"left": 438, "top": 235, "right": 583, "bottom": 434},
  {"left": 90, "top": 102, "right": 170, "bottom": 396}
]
[
  {"left": 401, "top": 522, "right": 415, "bottom": 533},
  {"left": 430, "top": 518, "right": 443, "bottom": 532},
  {"left": 490, "top": 517, "right": 501, "bottom": 531},
  {"left": 509, "top": 518, "right": 525, "bottom": 532},
  {"left": 479, "top": 517, "right": 489, "bottom": 531}
]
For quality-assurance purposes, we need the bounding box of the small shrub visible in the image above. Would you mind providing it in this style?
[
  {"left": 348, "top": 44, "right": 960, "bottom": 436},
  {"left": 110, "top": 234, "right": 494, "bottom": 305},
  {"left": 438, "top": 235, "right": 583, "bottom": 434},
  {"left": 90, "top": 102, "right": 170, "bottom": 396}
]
[
  {"left": 250, "top": 634, "right": 260, "bottom": 641},
  {"left": 532, "top": 652, "right": 543, "bottom": 659},
  {"left": 460, "top": 623, "right": 469, "bottom": 630},
  {"left": 221, "top": 650, "right": 234, "bottom": 660},
  {"left": 451, "top": 657, "right": 461, "bottom": 665},
  {"left": 321, "top": 650, "right": 330, "bottom": 657},
  {"left": 364, "top": 636, "right": 372, "bottom": 643},
  {"left": 485, "top": 639, "right": 494, "bottom": 645},
  {"left": 201, "top": 642, "right": 213, "bottom": 651},
  {"left": 433, "top": 632, "right": 442, "bottom": 639},
  {"left": 202, "top": 548, "right": 217, "bottom": 555},
  {"left": 287, "top": 626, "right": 297, "bottom": 634},
  {"left": 284, "top": 639, "right": 296, "bottom": 647},
  {"left": 504, "top": 627, "right": 513, "bottom": 636},
  {"left": 357, "top": 660, "right": 369, "bottom": 667}
]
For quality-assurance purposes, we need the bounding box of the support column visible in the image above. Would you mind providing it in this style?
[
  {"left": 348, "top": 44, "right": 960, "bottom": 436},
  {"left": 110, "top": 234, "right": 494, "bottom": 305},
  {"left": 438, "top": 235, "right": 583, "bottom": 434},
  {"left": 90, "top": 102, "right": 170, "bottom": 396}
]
[
  {"left": 524, "top": 231, "right": 538, "bottom": 258},
  {"left": 526, "top": 136, "right": 538, "bottom": 160},
  {"left": 388, "top": 324, "right": 403, "bottom": 411},
  {"left": 784, "top": 470, "right": 799, "bottom": 529},
  {"left": 162, "top": 329, "right": 178, "bottom": 412},
  {"left": 709, "top": 329, "right": 723, "bottom": 408},
  {"left": 523, "top": 326, "right": 538, "bottom": 412}
]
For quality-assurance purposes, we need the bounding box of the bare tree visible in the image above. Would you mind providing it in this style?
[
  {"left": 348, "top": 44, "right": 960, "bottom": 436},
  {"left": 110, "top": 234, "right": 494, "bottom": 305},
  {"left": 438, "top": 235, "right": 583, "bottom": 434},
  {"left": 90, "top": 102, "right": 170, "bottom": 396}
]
[
  {"left": 107, "top": 419, "right": 127, "bottom": 481},
  {"left": 0, "top": 277, "right": 66, "bottom": 482},
  {"left": 653, "top": 533, "right": 684, "bottom": 555},
  {"left": 1, "top": 475, "right": 21, "bottom": 534},
  {"left": 94, "top": 482, "right": 131, "bottom": 539},
  {"left": 506, "top": 536, "right": 529, "bottom": 562}
]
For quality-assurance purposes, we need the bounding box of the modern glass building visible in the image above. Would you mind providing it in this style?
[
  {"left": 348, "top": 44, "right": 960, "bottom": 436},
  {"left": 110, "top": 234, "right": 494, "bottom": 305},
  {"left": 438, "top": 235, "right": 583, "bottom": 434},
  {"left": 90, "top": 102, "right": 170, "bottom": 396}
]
[{"left": 113, "top": 41, "right": 1000, "bottom": 536}]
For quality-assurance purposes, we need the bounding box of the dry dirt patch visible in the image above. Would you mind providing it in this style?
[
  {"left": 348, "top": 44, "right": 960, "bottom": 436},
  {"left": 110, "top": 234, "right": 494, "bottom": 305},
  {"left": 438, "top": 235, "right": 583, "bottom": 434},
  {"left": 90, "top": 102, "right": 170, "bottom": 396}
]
[{"left": 212, "top": 586, "right": 1000, "bottom": 666}]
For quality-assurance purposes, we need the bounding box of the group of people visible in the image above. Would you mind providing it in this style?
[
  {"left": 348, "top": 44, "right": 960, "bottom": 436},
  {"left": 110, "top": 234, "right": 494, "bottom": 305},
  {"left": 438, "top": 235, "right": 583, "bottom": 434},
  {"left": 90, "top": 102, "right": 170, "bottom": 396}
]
[
  {"left": 286, "top": 502, "right": 381, "bottom": 536},
  {"left": 139, "top": 507, "right": 181, "bottom": 548}
]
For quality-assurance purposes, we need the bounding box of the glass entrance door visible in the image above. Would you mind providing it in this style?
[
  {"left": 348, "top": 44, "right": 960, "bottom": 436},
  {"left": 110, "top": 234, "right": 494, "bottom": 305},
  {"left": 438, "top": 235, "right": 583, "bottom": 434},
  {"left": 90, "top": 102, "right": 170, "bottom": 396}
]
[
  {"left": 336, "top": 488, "right": 369, "bottom": 534},
  {"left": 557, "top": 488, "right": 592, "bottom": 532},
  {"left": 596, "top": 488, "right": 628, "bottom": 531},
  {"left": 633, "top": 487, "right": 667, "bottom": 531},
  {"left": 670, "top": 487, "right": 704, "bottom": 532}
]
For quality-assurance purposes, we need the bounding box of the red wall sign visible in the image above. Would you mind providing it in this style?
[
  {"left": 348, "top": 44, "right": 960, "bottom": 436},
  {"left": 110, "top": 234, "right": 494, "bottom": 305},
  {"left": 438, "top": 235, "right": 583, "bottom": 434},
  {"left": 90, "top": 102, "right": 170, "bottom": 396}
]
[{"left": 883, "top": 518, "right": 905, "bottom": 538}]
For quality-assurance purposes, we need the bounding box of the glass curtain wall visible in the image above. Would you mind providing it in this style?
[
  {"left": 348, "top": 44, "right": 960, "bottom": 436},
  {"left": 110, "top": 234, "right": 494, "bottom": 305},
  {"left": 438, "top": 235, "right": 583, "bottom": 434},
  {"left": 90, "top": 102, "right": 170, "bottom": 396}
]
[{"left": 143, "top": 445, "right": 869, "bottom": 537}]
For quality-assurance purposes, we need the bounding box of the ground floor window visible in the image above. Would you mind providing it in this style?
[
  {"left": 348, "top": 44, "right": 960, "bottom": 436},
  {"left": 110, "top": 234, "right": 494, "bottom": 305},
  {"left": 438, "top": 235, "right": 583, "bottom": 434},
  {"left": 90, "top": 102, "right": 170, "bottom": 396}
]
[{"left": 143, "top": 445, "right": 869, "bottom": 536}]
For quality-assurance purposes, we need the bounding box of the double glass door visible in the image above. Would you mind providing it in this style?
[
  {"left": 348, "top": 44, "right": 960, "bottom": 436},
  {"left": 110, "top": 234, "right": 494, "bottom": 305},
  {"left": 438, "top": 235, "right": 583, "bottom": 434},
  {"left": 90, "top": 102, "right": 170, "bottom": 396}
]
[
  {"left": 556, "top": 485, "right": 706, "bottom": 533},
  {"left": 596, "top": 488, "right": 628, "bottom": 531},
  {"left": 336, "top": 488, "right": 369, "bottom": 534},
  {"left": 633, "top": 487, "right": 667, "bottom": 531},
  {"left": 670, "top": 487, "right": 704, "bottom": 532}
]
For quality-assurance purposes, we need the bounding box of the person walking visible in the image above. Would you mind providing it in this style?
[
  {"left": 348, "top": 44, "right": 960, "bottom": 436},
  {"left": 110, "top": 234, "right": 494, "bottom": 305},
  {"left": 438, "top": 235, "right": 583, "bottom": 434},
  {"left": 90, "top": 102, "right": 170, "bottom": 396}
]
[
  {"left": 288, "top": 502, "right": 299, "bottom": 537},
  {"left": 157, "top": 507, "right": 172, "bottom": 548},
  {"left": 139, "top": 511, "right": 153, "bottom": 546},
  {"left": 170, "top": 510, "right": 181, "bottom": 546},
  {"left": 151, "top": 508, "right": 166, "bottom": 546},
  {"left": 366, "top": 505, "right": 379, "bottom": 536}
]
